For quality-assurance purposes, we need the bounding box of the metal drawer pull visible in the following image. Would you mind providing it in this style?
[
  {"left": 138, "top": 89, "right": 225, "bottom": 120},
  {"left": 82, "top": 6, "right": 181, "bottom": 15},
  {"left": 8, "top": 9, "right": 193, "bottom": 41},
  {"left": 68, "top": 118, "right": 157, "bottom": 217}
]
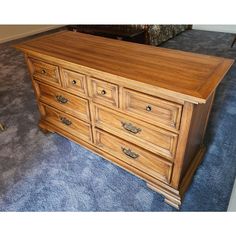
[
  {"left": 41, "top": 69, "right": 46, "bottom": 74},
  {"left": 101, "top": 89, "right": 106, "bottom": 95},
  {"left": 60, "top": 117, "right": 72, "bottom": 126},
  {"left": 146, "top": 105, "right": 152, "bottom": 112},
  {"left": 56, "top": 95, "right": 68, "bottom": 104},
  {"left": 121, "top": 147, "right": 139, "bottom": 159},
  {"left": 72, "top": 80, "right": 76, "bottom": 85},
  {"left": 121, "top": 121, "right": 141, "bottom": 134}
]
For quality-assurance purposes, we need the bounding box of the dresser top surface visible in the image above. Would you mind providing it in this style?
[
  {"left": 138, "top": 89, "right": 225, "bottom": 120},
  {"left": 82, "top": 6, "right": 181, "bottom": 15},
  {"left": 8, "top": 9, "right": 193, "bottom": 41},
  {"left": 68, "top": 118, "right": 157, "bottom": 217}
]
[{"left": 15, "top": 31, "right": 234, "bottom": 103}]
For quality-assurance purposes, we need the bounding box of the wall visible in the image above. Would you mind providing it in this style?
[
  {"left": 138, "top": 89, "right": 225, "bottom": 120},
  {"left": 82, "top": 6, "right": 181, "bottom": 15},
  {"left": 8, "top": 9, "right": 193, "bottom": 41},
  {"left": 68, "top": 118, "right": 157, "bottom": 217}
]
[
  {"left": 193, "top": 25, "right": 236, "bottom": 33},
  {"left": 0, "top": 25, "right": 63, "bottom": 43}
]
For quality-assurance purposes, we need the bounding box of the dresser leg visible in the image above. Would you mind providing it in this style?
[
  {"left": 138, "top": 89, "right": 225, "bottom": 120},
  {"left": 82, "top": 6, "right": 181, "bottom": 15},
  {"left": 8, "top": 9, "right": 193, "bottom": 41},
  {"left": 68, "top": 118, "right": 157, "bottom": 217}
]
[
  {"left": 39, "top": 126, "right": 50, "bottom": 134},
  {"left": 164, "top": 197, "right": 181, "bottom": 209},
  {"left": 39, "top": 121, "right": 54, "bottom": 134},
  {"left": 146, "top": 182, "right": 182, "bottom": 209}
]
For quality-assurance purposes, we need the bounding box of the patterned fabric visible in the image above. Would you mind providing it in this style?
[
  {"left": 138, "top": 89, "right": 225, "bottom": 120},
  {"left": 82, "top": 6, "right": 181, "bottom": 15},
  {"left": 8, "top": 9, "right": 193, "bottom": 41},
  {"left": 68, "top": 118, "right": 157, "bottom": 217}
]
[
  {"left": 147, "top": 25, "right": 189, "bottom": 45},
  {"left": 70, "top": 25, "right": 190, "bottom": 45}
]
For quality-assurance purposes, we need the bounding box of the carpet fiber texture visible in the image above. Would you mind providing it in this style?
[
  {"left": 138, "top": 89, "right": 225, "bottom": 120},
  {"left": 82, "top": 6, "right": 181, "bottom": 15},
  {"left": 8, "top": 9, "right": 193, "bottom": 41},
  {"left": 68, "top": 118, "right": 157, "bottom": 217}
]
[{"left": 0, "top": 30, "right": 236, "bottom": 211}]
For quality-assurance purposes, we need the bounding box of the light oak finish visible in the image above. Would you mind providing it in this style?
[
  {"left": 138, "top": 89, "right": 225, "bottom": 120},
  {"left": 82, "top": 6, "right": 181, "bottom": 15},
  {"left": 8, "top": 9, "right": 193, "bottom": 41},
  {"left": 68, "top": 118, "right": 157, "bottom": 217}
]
[
  {"left": 29, "top": 57, "right": 61, "bottom": 87},
  {"left": 39, "top": 103, "right": 92, "bottom": 143},
  {"left": 16, "top": 31, "right": 233, "bottom": 103},
  {"left": 122, "top": 88, "right": 183, "bottom": 131},
  {"left": 93, "top": 104, "right": 178, "bottom": 160},
  {"left": 95, "top": 128, "right": 173, "bottom": 183},
  {"left": 88, "top": 76, "right": 119, "bottom": 108},
  {"left": 60, "top": 68, "right": 88, "bottom": 97},
  {"left": 15, "top": 31, "right": 234, "bottom": 209},
  {"left": 33, "top": 80, "right": 90, "bottom": 122}
]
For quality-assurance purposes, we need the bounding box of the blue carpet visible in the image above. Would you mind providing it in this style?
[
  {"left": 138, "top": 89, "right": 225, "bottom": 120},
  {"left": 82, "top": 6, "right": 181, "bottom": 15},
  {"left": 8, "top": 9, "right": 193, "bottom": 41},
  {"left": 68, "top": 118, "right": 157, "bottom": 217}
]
[{"left": 0, "top": 29, "right": 236, "bottom": 211}]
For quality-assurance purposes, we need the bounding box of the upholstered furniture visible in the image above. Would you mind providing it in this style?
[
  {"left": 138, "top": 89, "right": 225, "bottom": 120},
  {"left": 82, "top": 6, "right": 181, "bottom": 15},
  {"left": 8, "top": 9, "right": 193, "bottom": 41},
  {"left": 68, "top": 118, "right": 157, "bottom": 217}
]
[
  {"left": 15, "top": 31, "right": 233, "bottom": 209},
  {"left": 68, "top": 25, "right": 190, "bottom": 45},
  {"left": 231, "top": 35, "right": 236, "bottom": 48}
]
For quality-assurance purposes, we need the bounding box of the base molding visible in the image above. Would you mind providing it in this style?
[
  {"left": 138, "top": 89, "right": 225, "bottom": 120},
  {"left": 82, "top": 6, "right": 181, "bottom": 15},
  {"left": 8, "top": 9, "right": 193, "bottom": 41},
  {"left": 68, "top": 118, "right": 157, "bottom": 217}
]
[
  {"left": 39, "top": 121, "right": 54, "bottom": 134},
  {"left": 147, "top": 182, "right": 181, "bottom": 209},
  {"left": 147, "top": 146, "right": 206, "bottom": 209}
]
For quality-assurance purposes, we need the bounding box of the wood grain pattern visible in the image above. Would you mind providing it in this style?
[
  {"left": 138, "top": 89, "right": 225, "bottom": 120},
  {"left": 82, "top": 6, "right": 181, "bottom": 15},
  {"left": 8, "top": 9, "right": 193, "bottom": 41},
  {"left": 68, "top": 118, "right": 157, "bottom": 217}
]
[
  {"left": 29, "top": 57, "right": 61, "bottom": 87},
  {"left": 39, "top": 103, "right": 92, "bottom": 143},
  {"left": 94, "top": 128, "right": 173, "bottom": 183},
  {"left": 88, "top": 76, "right": 119, "bottom": 108},
  {"left": 180, "top": 92, "right": 215, "bottom": 181},
  {"left": 93, "top": 104, "right": 178, "bottom": 160},
  {"left": 33, "top": 80, "right": 90, "bottom": 122},
  {"left": 170, "top": 102, "right": 194, "bottom": 188},
  {"left": 39, "top": 119, "right": 182, "bottom": 205},
  {"left": 15, "top": 31, "right": 234, "bottom": 103},
  {"left": 15, "top": 32, "right": 234, "bottom": 209},
  {"left": 122, "top": 88, "right": 182, "bottom": 131},
  {"left": 60, "top": 68, "right": 88, "bottom": 97}
]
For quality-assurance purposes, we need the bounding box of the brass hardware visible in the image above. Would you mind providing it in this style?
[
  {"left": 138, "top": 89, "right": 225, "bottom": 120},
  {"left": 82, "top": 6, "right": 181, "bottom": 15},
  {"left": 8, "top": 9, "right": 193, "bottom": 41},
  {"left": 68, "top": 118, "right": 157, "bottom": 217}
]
[
  {"left": 56, "top": 95, "right": 68, "bottom": 104},
  {"left": 101, "top": 89, "right": 106, "bottom": 95},
  {"left": 146, "top": 105, "right": 152, "bottom": 112},
  {"left": 121, "top": 147, "right": 139, "bottom": 159},
  {"left": 41, "top": 69, "right": 46, "bottom": 74},
  {"left": 121, "top": 121, "right": 141, "bottom": 134},
  {"left": 72, "top": 80, "right": 76, "bottom": 85},
  {"left": 60, "top": 117, "right": 72, "bottom": 126}
]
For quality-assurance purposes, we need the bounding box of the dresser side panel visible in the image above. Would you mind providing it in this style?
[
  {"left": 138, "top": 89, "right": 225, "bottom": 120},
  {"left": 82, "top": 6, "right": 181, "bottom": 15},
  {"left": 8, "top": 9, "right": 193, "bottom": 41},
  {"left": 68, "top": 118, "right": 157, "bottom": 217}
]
[{"left": 180, "top": 92, "right": 215, "bottom": 182}]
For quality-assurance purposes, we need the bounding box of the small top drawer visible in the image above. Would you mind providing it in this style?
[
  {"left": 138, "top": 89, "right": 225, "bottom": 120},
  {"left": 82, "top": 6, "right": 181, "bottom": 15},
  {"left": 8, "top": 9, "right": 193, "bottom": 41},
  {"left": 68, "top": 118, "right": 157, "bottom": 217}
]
[
  {"left": 122, "top": 88, "right": 182, "bottom": 131},
  {"left": 29, "top": 57, "right": 60, "bottom": 86},
  {"left": 61, "top": 68, "right": 88, "bottom": 97},
  {"left": 88, "top": 77, "right": 119, "bottom": 108}
]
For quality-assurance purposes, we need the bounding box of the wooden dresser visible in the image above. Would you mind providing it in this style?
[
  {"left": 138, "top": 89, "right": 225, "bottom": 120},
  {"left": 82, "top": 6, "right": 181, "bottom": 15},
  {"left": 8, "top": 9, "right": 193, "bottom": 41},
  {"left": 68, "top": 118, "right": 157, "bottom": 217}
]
[{"left": 15, "top": 31, "right": 233, "bottom": 209}]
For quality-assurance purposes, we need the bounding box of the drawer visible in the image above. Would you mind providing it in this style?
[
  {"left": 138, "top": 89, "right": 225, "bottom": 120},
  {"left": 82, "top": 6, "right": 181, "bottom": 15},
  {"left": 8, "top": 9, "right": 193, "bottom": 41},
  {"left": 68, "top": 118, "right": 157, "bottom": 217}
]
[
  {"left": 34, "top": 81, "right": 90, "bottom": 122},
  {"left": 94, "top": 104, "right": 178, "bottom": 160},
  {"left": 61, "top": 68, "right": 88, "bottom": 97},
  {"left": 39, "top": 103, "right": 92, "bottom": 143},
  {"left": 122, "top": 88, "right": 182, "bottom": 131},
  {"left": 29, "top": 57, "right": 61, "bottom": 86},
  {"left": 88, "top": 77, "right": 119, "bottom": 108},
  {"left": 95, "top": 129, "right": 173, "bottom": 183}
]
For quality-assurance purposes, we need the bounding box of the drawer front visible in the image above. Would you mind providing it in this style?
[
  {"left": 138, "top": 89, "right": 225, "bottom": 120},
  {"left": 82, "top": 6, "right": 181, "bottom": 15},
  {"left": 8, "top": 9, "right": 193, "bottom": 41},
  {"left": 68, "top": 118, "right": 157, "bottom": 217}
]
[
  {"left": 122, "top": 89, "right": 182, "bottom": 131},
  {"left": 88, "top": 77, "right": 119, "bottom": 108},
  {"left": 94, "top": 104, "right": 178, "bottom": 160},
  {"left": 39, "top": 103, "right": 92, "bottom": 143},
  {"left": 61, "top": 68, "right": 88, "bottom": 97},
  {"left": 29, "top": 57, "right": 60, "bottom": 86},
  {"left": 95, "top": 129, "right": 173, "bottom": 183},
  {"left": 34, "top": 81, "right": 90, "bottom": 122}
]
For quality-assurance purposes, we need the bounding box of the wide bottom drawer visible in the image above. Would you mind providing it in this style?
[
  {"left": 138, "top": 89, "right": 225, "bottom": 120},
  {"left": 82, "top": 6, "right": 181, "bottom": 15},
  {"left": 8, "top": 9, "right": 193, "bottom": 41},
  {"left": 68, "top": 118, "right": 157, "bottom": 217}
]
[
  {"left": 94, "top": 128, "right": 173, "bottom": 183},
  {"left": 93, "top": 104, "right": 178, "bottom": 160},
  {"left": 39, "top": 103, "right": 92, "bottom": 143}
]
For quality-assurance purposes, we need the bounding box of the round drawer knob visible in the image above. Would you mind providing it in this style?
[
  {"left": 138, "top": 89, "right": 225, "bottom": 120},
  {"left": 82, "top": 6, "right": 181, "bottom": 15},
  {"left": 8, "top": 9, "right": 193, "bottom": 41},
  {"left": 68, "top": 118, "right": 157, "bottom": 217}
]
[
  {"left": 101, "top": 90, "right": 106, "bottom": 95},
  {"left": 41, "top": 69, "right": 46, "bottom": 74},
  {"left": 72, "top": 80, "right": 77, "bottom": 85},
  {"left": 146, "top": 105, "right": 152, "bottom": 112}
]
